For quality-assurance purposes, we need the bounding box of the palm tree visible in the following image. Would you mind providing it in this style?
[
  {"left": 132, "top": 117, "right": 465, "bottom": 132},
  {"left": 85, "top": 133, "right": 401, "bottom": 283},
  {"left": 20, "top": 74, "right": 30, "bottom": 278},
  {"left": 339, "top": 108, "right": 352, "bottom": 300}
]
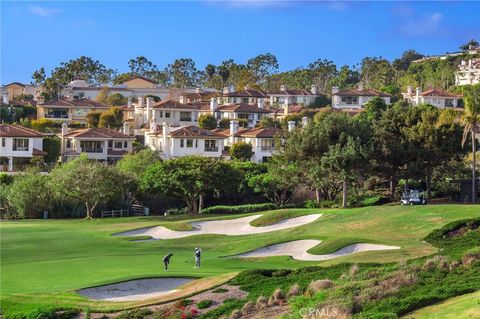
[{"left": 461, "top": 86, "right": 480, "bottom": 203}]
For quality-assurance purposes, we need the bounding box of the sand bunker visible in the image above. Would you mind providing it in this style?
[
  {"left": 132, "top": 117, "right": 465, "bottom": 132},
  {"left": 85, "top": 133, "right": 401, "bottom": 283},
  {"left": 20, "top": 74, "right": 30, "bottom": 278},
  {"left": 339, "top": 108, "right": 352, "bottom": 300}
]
[
  {"left": 115, "top": 214, "right": 322, "bottom": 240},
  {"left": 78, "top": 278, "right": 194, "bottom": 302},
  {"left": 235, "top": 239, "right": 400, "bottom": 261}
]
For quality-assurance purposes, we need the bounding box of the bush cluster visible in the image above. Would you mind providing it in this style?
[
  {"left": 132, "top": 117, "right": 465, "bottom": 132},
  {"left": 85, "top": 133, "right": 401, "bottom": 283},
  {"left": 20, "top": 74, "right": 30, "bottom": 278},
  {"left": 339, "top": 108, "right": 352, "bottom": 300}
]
[{"left": 200, "top": 203, "right": 277, "bottom": 214}]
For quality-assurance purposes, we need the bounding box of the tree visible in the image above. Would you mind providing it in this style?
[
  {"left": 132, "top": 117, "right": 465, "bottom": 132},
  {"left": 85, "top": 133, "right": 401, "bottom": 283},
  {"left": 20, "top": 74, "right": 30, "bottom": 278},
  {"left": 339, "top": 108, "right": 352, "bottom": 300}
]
[
  {"left": 218, "top": 118, "right": 231, "bottom": 129},
  {"left": 460, "top": 39, "right": 479, "bottom": 51},
  {"left": 334, "top": 65, "right": 360, "bottom": 89},
  {"left": 205, "top": 64, "right": 216, "bottom": 86},
  {"left": 49, "top": 154, "right": 126, "bottom": 219},
  {"left": 198, "top": 114, "right": 217, "bottom": 130},
  {"left": 106, "top": 93, "right": 127, "bottom": 106},
  {"left": 99, "top": 107, "right": 123, "bottom": 129},
  {"left": 392, "top": 50, "right": 424, "bottom": 72},
  {"left": 95, "top": 88, "right": 109, "bottom": 104},
  {"left": 248, "top": 157, "right": 299, "bottom": 206},
  {"left": 360, "top": 57, "right": 395, "bottom": 89},
  {"left": 308, "top": 59, "right": 337, "bottom": 94},
  {"left": 30, "top": 118, "right": 55, "bottom": 132},
  {"left": 142, "top": 156, "right": 241, "bottom": 213},
  {"left": 117, "top": 149, "right": 161, "bottom": 181},
  {"left": 217, "top": 64, "right": 230, "bottom": 89},
  {"left": 165, "top": 58, "right": 203, "bottom": 88},
  {"left": 259, "top": 117, "right": 280, "bottom": 128},
  {"left": 461, "top": 85, "right": 480, "bottom": 203},
  {"left": 144, "top": 95, "right": 161, "bottom": 102},
  {"left": 247, "top": 53, "right": 279, "bottom": 86},
  {"left": 128, "top": 56, "right": 158, "bottom": 78},
  {"left": 230, "top": 142, "right": 253, "bottom": 161},
  {"left": 86, "top": 111, "right": 102, "bottom": 128},
  {"left": 43, "top": 136, "right": 61, "bottom": 164}
]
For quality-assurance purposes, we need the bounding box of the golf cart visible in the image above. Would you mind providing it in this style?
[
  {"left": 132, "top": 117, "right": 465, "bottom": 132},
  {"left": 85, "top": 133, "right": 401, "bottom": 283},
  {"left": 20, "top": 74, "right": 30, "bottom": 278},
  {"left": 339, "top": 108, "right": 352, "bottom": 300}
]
[{"left": 401, "top": 189, "right": 426, "bottom": 205}]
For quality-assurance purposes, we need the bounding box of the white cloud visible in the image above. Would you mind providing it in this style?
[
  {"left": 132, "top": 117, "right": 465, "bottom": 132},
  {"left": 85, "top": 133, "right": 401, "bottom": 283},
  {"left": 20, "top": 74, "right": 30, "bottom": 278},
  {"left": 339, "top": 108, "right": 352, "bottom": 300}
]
[
  {"left": 203, "top": 0, "right": 353, "bottom": 10},
  {"left": 399, "top": 12, "right": 446, "bottom": 37},
  {"left": 28, "top": 5, "right": 62, "bottom": 17}
]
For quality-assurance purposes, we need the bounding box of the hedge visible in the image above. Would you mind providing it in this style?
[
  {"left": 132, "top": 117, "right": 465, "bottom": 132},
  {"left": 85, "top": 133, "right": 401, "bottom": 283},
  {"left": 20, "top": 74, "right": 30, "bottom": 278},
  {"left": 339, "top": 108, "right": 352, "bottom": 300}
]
[{"left": 200, "top": 203, "right": 277, "bottom": 214}]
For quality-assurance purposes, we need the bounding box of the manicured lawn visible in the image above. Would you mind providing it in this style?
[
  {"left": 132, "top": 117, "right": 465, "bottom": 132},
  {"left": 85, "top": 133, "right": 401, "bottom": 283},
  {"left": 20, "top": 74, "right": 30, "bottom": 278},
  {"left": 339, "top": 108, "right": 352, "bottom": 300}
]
[
  {"left": 402, "top": 290, "right": 480, "bottom": 319},
  {"left": 1, "top": 205, "right": 479, "bottom": 317}
]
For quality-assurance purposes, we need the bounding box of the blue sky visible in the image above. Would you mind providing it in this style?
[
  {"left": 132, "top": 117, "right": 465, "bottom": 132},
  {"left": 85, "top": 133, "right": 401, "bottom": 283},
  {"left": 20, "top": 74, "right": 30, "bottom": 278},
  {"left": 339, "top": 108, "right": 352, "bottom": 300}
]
[{"left": 1, "top": 1, "right": 479, "bottom": 84}]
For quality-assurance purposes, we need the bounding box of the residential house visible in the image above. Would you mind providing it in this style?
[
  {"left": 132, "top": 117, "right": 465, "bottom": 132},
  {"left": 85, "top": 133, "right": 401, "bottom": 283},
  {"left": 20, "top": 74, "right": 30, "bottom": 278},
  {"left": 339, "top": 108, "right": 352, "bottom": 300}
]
[
  {"left": 332, "top": 86, "right": 392, "bottom": 109},
  {"left": 215, "top": 120, "right": 285, "bottom": 163},
  {"left": 60, "top": 125, "right": 134, "bottom": 162},
  {"left": 37, "top": 97, "right": 110, "bottom": 123},
  {"left": 0, "top": 124, "right": 46, "bottom": 171},
  {"left": 455, "top": 58, "right": 480, "bottom": 86},
  {"left": 214, "top": 99, "right": 273, "bottom": 128},
  {"left": 268, "top": 85, "right": 319, "bottom": 107},
  {"left": 402, "top": 87, "right": 463, "bottom": 108},
  {"left": 0, "top": 82, "right": 40, "bottom": 104},
  {"left": 222, "top": 88, "right": 269, "bottom": 105},
  {"left": 145, "top": 125, "right": 225, "bottom": 159},
  {"left": 179, "top": 89, "right": 220, "bottom": 104}
]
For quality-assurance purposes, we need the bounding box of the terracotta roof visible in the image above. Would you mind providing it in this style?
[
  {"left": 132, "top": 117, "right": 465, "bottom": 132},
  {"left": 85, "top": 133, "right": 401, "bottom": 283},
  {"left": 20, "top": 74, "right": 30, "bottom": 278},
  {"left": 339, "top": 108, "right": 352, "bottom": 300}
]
[
  {"left": 9, "top": 99, "right": 37, "bottom": 106},
  {"left": 237, "top": 127, "right": 283, "bottom": 138},
  {"left": 272, "top": 105, "right": 304, "bottom": 115},
  {"left": 152, "top": 99, "right": 203, "bottom": 110},
  {"left": 122, "top": 76, "right": 158, "bottom": 85},
  {"left": 335, "top": 89, "right": 392, "bottom": 97},
  {"left": 168, "top": 126, "right": 225, "bottom": 139},
  {"left": 269, "top": 89, "right": 315, "bottom": 96},
  {"left": 39, "top": 98, "right": 109, "bottom": 108},
  {"left": 224, "top": 89, "right": 268, "bottom": 98},
  {"left": 420, "top": 89, "right": 463, "bottom": 98},
  {"left": 0, "top": 124, "right": 44, "bottom": 137},
  {"left": 32, "top": 148, "right": 48, "bottom": 156},
  {"left": 71, "top": 86, "right": 132, "bottom": 91},
  {"left": 217, "top": 104, "right": 272, "bottom": 113},
  {"left": 5, "top": 82, "right": 25, "bottom": 87},
  {"left": 62, "top": 128, "right": 134, "bottom": 139},
  {"left": 181, "top": 92, "right": 220, "bottom": 99}
]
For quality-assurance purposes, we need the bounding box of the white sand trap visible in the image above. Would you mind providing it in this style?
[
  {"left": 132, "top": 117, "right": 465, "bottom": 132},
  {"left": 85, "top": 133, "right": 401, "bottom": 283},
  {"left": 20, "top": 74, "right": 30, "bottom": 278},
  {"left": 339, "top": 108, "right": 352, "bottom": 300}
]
[
  {"left": 115, "top": 214, "right": 322, "bottom": 240},
  {"left": 235, "top": 240, "right": 400, "bottom": 261},
  {"left": 78, "top": 278, "right": 194, "bottom": 302}
]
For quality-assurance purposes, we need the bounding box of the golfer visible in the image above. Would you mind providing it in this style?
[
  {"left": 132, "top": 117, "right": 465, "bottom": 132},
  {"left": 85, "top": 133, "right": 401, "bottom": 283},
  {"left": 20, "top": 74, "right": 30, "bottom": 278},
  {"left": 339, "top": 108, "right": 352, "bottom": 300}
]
[
  {"left": 194, "top": 247, "right": 202, "bottom": 268},
  {"left": 163, "top": 253, "right": 173, "bottom": 271}
]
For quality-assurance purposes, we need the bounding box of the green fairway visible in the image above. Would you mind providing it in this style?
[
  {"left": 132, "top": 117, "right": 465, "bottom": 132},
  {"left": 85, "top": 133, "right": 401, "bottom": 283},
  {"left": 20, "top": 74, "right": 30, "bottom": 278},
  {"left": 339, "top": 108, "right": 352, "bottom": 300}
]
[
  {"left": 402, "top": 290, "right": 480, "bottom": 319},
  {"left": 1, "top": 205, "right": 480, "bottom": 317}
]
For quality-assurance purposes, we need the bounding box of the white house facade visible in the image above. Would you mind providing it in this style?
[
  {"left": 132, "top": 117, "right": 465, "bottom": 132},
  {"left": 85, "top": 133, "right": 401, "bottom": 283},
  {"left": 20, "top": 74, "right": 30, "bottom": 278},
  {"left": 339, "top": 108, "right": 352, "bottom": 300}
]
[
  {"left": 332, "top": 87, "right": 392, "bottom": 109},
  {"left": 268, "top": 85, "right": 319, "bottom": 107},
  {"left": 402, "top": 87, "right": 463, "bottom": 108},
  {"left": 455, "top": 58, "right": 480, "bottom": 86},
  {"left": 0, "top": 124, "right": 46, "bottom": 172}
]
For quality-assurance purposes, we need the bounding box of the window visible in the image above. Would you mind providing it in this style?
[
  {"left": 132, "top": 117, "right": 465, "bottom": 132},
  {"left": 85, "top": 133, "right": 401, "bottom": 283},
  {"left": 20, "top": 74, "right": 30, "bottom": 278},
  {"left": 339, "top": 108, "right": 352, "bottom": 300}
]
[
  {"left": 261, "top": 139, "right": 275, "bottom": 151},
  {"left": 204, "top": 140, "right": 218, "bottom": 152},
  {"left": 13, "top": 138, "right": 29, "bottom": 151},
  {"left": 180, "top": 112, "right": 192, "bottom": 121},
  {"left": 341, "top": 96, "right": 359, "bottom": 105},
  {"left": 165, "top": 112, "right": 171, "bottom": 118},
  {"left": 80, "top": 141, "right": 102, "bottom": 153},
  {"left": 124, "top": 141, "right": 127, "bottom": 148},
  {"left": 66, "top": 140, "right": 71, "bottom": 148},
  {"left": 186, "top": 139, "right": 193, "bottom": 148},
  {"left": 180, "top": 139, "right": 184, "bottom": 147},
  {"left": 1, "top": 138, "right": 5, "bottom": 147},
  {"left": 159, "top": 111, "right": 163, "bottom": 117},
  {"left": 108, "top": 140, "right": 113, "bottom": 148},
  {"left": 74, "top": 108, "right": 89, "bottom": 117},
  {"left": 46, "top": 108, "right": 68, "bottom": 119},
  {"left": 445, "top": 99, "right": 454, "bottom": 107},
  {"left": 115, "top": 141, "right": 123, "bottom": 148}
]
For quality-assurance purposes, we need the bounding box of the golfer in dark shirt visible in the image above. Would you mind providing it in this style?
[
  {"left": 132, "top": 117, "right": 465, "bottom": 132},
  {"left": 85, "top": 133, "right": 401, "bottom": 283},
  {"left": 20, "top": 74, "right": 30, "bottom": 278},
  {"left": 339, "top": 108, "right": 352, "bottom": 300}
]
[{"left": 163, "top": 253, "right": 173, "bottom": 271}]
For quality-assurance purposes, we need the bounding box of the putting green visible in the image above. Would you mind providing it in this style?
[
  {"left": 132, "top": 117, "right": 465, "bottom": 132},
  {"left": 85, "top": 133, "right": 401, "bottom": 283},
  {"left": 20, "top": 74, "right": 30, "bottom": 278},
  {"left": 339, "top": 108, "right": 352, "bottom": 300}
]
[{"left": 2, "top": 205, "right": 480, "bottom": 317}]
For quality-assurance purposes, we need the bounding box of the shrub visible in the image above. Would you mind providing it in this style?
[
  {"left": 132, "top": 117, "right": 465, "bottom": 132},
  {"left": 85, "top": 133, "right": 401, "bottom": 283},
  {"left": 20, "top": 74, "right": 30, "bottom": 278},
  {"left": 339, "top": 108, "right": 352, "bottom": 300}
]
[
  {"left": 165, "top": 207, "right": 188, "bottom": 215},
  {"left": 200, "top": 203, "right": 277, "bottom": 214},
  {"left": 287, "top": 283, "right": 303, "bottom": 297},
  {"left": 197, "top": 299, "right": 213, "bottom": 309},
  {"left": 240, "top": 301, "right": 255, "bottom": 315},
  {"left": 179, "top": 299, "right": 194, "bottom": 307},
  {"left": 228, "top": 309, "right": 242, "bottom": 319},
  {"left": 255, "top": 296, "right": 268, "bottom": 310},
  {"left": 116, "top": 308, "right": 152, "bottom": 319},
  {"left": 308, "top": 279, "right": 334, "bottom": 293},
  {"left": 268, "top": 288, "right": 285, "bottom": 306},
  {"left": 198, "top": 114, "right": 217, "bottom": 130},
  {"left": 462, "top": 246, "right": 480, "bottom": 267},
  {"left": 212, "top": 287, "right": 229, "bottom": 293}
]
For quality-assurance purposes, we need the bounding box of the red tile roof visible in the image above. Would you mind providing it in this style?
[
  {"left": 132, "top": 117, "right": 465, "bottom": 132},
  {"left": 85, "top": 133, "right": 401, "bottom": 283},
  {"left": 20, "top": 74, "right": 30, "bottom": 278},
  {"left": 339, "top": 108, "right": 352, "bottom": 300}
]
[
  {"left": 122, "top": 76, "right": 158, "bottom": 85},
  {"left": 62, "top": 128, "right": 134, "bottom": 139},
  {"left": 168, "top": 126, "right": 225, "bottom": 139},
  {"left": 335, "top": 89, "right": 392, "bottom": 97},
  {"left": 420, "top": 89, "right": 463, "bottom": 98},
  {"left": 269, "top": 89, "right": 316, "bottom": 96},
  {"left": 152, "top": 99, "right": 204, "bottom": 110},
  {"left": 0, "top": 124, "right": 44, "bottom": 137},
  {"left": 237, "top": 127, "right": 284, "bottom": 138},
  {"left": 217, "top": 104, "right": 272, "bottom": 113},
  {"left": 39, "top": 98, "right": 109, "bottom": 108},
  {"left": 224, "top": 89, "right": 268, "bottom": 98},
  {"left": 32, "top": 148, "right": 48, "bottom": 156}
]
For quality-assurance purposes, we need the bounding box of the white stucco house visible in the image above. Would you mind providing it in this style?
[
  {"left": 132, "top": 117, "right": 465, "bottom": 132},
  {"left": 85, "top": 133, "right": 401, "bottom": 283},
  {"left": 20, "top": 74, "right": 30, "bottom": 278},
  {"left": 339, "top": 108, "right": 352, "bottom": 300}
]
[
  {"left": 402, "top": 87, "right": 463, "bottom": 108},
  {"left": 0, "top": 124, "right": 46, "bottom": 172},
  {"left": 214, "top": 99, "right": 273, "bottom": 128},
  {"left": 222, "top": 88, "right": 269, "bottom": 105},
  {"left": 455, "top": 58, "right": 480, "bottom": 86},
  {"left": 332, "top": 86, "right": 392, "bottom": 109},
  {"left": 37, "top": 97, "right": 110, "bottom": 124},
  {"left": 268, "top": 85, "right": 320, "bottom": 107},
  {"left": 145, "top": 124, "right": 226, "bottom": 159},
  {"left": 60, "top": 125, "right": 134, "bottom": 163}
]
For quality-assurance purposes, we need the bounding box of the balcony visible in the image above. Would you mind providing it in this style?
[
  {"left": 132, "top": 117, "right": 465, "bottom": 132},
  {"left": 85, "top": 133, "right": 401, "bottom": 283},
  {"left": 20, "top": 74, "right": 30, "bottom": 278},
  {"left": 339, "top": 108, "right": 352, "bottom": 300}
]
[
  {"left": 81, "top": 148, "right": 103, "bottom": 153},
  {"left": 204, "top": 147, "right": 219, "bottom": 152}
]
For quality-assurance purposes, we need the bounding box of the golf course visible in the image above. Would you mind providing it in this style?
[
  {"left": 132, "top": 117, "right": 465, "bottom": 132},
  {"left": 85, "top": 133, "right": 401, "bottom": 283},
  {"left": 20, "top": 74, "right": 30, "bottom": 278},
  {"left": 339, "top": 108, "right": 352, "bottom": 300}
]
[{"left": 1, "top": 205, "right": 480, "bottom": 318}]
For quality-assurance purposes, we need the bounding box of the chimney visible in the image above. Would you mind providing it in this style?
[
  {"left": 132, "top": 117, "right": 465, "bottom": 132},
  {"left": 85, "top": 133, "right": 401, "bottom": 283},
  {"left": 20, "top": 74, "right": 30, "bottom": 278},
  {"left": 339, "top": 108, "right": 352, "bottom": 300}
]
[
  {"left": 288, "top": 121, "right": 296, "bottom": 132},
  {"left": 210, "top": 97, "right": 218, "bottom": 111},
  {"left": 162, "top": 123, "right": 170, "bottom": 157},
  {"left": 284, "top": 99, "right": 289, "bottom": 116},
  {"left": 302, "top": 116, "right": 308, "bottom": 128},
  {"left": 146, "top": 97, "right": 153, "bottom": 122},
  {"left": 229, "top": 120, "right": 239, "bottom": 145},
  {"left": 280, "top": 84, "right": 287, "bottom": 91},
  {"left": 179, "top": 95, "right": 185, "bottom": 104},
  {"left": 123, "top": 121, "right": 130, "bottom": 135},
  {"left": 2, "top": 92, "right": 8, "bottom": 104},
  {"left": 407, "top": 86, "right": 413, "bottom": 95},
  {"left": 149, "top": 118, "right": 157, "bottom": 133},
  {"left": 332, "top": 86, "right": 339, "bottom": 95},
  {"left": 127, "top": 97, "right": 132, "bottom": 108},
  {"left": 138, "top": 96, "right": 144, "bottom": 108},
  {"left": 257, "top": 98, "right": 264, "bottom": 109},
  {"left": 311, "top": 85, "right": 318, "bottom": 95},
  {"left": 61, "top": 122, "right": 69, "bottom": 136}
]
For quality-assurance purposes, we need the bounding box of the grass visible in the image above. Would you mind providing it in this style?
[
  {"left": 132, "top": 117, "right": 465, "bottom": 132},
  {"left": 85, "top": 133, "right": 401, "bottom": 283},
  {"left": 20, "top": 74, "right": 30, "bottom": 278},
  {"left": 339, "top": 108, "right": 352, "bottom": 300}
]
[
  {"left": 248, "top": 209, "right": 314, "bottom": 227},
  {"left": 1, "top": 205, "right": 480, "bottom": 318},
  {"left": 197, "top": 299, "right": 213, "bottom": 309},
  {"left": 402, "top": 290, "right": 480, "bottom": 319}
]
